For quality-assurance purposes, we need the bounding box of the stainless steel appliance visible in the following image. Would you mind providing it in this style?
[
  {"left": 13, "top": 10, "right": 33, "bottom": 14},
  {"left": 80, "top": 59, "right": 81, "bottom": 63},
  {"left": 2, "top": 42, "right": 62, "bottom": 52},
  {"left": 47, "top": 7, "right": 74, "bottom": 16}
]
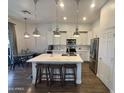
[
  {"left": 89, "top": 38, "right": 99, "bottom": 75},
  {"left": 66, "top": 39, "right": 76, "bottom": 54}
]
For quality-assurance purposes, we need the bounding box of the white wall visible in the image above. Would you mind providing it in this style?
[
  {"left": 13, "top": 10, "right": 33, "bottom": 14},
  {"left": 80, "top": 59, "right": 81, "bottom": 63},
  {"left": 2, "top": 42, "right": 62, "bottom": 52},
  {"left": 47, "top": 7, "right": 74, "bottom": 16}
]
[
  {"left": 100, "top": 0, "right": 115, "bottom": 29},
  {"left": 25, "top": 24, "right": 50, "bottom": 53},
  {"left": 47, "top": 23, "right": 92, "bottom": 45},
  {"left": 9, "top": 18, "right": 50, "bottom": 53},
  {"left": 8, "top": 18, "right": 28, "bottom": 53},
  {"left": 8, "top": 18, "right": 92, "bottom": 54},
  {"left": 91, "top": 1, "right": 115, "bottom": 93},
  {"left": 92, "top": 19, "right": 101, "bottom": 38}
]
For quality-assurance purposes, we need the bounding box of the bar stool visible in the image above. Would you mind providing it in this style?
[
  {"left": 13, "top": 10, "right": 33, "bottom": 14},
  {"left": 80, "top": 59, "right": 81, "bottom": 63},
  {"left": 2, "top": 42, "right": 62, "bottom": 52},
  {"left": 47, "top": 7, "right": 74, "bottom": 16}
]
[
  {"left": 20, "top": 56, "right": 27, "bottom": 67},
  {"left": 63, "top": 64, "right": 77, "bottom": 86},
  {"left": 13, "top": 56, "right": 22, "bottom": 70},
  {"left": 26, "top": 55, "right": 33, "bottom": 67},
  {"left": 35, "top": 64, "right": 50, "bottom": 87},
  {"left": 49, "top": 64, "right": 63, "bottom": 87}
]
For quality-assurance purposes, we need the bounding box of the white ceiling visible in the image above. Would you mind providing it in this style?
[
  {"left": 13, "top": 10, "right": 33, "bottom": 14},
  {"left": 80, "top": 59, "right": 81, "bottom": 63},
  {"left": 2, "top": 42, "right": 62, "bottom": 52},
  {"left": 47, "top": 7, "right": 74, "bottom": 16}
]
[{"left": 8, "top": 0, "right": 108, "bottom": 24}]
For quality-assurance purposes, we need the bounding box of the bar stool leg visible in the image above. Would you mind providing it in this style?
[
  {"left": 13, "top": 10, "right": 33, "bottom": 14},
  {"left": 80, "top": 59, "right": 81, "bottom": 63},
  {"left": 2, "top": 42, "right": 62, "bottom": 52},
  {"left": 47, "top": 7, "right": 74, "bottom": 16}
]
[
  {"left": 50, "top": 68, "right": 53, "bottom": 87},
  {"left": 63, "top": 67, "right": 66, "bottom": 86},
  {"left": 73, "top": 68, "right": 77, "bottom": 86},
  {"left": 46, "top": 68, "right": 49, "bottom": 86},
  {"left": 48, "top": 66, "right": 51, "bottom": 87},
  {"left": 39, "top": 68, "right": 42, "bottom": 83},
  {"left": 60, "top": 67, "right": 63, "bottom": 87},
  {"left": 35, "top": 68, "right": 39, "bottom": 87}
]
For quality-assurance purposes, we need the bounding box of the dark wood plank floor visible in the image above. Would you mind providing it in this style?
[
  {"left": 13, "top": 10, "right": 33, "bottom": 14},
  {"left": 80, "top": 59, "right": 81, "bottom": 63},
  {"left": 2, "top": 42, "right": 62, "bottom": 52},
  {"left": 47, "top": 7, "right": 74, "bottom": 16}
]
[{"left": 8, "top": 62, "right": 110, "bottom": 93}]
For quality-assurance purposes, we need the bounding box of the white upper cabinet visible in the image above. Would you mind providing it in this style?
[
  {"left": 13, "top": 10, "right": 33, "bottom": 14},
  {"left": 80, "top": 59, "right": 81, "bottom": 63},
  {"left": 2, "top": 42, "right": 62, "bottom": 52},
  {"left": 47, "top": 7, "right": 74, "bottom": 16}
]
[
  {"left": 60, "top": 33, "right": 67, "bottom": 45},
  {"left": 87, "top": 31, "right": 93, "bottom": 45},
  {"left": 76, "top": 33, "right": 88, "bottom": 45}
]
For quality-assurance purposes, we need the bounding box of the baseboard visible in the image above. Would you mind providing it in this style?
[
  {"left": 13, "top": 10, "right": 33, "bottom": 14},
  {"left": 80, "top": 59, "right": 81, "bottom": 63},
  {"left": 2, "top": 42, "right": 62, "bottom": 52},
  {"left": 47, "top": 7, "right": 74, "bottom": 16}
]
[
  {"left": 96, "top": 74, "right": 111, "bottom": 92},
  {"left": 110, "top": 89, "right": 114, "bottom": 93},
  {"left": 97, "top": 73, "right": 115, "bottom": 93}
]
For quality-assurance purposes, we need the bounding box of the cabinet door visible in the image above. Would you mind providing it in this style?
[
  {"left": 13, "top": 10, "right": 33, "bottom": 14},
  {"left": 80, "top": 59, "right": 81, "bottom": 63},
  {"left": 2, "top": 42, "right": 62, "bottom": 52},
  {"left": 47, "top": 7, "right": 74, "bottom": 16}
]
[
  {"left": 47, "top": 31, "right": 53, "bottom": 45},
  {"left": 88, "top": 31, "right": 93, "bottom": 45},
  {"left": 77, "top": 33, "right": 88, "bottom": 45},
  {"left": 53, "top": 37, "right": 60, "bottom": 45},
  {"left": 79, "top": 51, "right": 89, "bottom": 61},
  {"left": 60, "top": 33, "right": 66, "bottom": 45}
]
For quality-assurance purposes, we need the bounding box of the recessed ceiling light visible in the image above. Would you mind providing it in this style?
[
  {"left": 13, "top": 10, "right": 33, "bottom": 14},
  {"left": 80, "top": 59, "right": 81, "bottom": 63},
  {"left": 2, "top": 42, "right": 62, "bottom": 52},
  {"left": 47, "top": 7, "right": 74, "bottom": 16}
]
[
  {"left": 83, "top": 17, "right": 86, "bottom": 21},
  {"left": 63, "top": 17, "right": 67, "bottom": 20},
  {"left": 90, "top": 3, "right": 95, "bottom": 8},
  {"left": 60, "top": 2, "right": 64, "bottom": 8}
]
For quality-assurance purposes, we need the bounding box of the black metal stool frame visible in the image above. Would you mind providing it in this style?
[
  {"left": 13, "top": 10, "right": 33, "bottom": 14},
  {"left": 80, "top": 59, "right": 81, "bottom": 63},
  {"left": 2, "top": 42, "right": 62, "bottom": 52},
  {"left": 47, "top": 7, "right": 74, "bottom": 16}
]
[
  {"left": 63, "top": 64, "right": 77, "bottom": 86},
  {"left": 35, "top": 64, "right": 50, "bottom": 87}
]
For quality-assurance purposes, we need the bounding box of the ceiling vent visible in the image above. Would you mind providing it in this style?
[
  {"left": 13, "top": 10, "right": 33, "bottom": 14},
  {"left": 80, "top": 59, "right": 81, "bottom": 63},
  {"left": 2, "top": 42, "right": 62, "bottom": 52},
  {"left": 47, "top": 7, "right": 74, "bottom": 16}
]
[{"left": 22, "top": 10, "right": 31, "bottom": 15}]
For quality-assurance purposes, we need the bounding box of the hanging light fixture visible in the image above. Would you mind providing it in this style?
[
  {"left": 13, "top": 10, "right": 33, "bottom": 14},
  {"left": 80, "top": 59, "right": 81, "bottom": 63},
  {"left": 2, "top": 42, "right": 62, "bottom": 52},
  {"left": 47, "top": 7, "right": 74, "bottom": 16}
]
[
  {"left": 24, "top": 18, "right": 30, "bottom": 38},
  {"left": 33, "top": 27, "right": 40, "bottom": 37},
  {"left": 54, "top": 0, "right": 61, "bottom": 37},
  {"left": 32, "top": 0, "right": 40, "bottom": 37},
  {"left": 73, "top": 28, "right": 80, "bottom": 37},
  {"left": 54, "top": 28, "right": 61, "bottom": 37},
  {"left": 73, "top": 0, "right": 80, "bottom": 37}
]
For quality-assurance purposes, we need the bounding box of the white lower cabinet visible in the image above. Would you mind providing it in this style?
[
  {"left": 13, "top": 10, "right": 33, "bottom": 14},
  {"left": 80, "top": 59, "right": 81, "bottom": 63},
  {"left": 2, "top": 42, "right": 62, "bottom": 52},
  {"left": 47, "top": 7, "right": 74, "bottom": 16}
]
[{"left": 77, "top": 51, "right": 90, "bottom": 61}]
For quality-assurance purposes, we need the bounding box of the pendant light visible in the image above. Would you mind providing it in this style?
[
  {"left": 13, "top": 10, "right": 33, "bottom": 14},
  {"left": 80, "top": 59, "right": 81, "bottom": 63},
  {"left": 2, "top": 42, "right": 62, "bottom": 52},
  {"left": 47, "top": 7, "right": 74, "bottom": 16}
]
[
  {"left": 54, "top": 0, "right": 61, "bottom": 37},
  {"left": 54, "top": 28, "right": 60, "bottom": 37},
  {"left": 73, "top": 0, "right": 80, "bottom": 37},
  {"left": 24, "top": 18, "right": 30, "bottom": 38},
  {"left": 32, "top": 0, "right": 40, "bottom": 37},
  {"left": 73, "top": 28, "right": 80, "bottom": 37}
]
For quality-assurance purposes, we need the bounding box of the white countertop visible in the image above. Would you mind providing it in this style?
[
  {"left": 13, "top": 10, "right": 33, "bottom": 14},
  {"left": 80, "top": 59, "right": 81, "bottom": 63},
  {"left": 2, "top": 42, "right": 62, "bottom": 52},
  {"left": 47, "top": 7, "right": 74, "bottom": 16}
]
[{"left": 27, "top": 54, "right": 83, "bottom": 63}]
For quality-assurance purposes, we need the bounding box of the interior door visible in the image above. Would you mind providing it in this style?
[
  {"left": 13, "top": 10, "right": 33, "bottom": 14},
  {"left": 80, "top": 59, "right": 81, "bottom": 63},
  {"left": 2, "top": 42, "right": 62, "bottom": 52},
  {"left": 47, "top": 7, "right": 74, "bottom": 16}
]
[
  {"left": 106, "top": 28, "right": 115, "bottom": 91},
  {"left": 98, "top": 27, "right": 115, "bottom": 91}
]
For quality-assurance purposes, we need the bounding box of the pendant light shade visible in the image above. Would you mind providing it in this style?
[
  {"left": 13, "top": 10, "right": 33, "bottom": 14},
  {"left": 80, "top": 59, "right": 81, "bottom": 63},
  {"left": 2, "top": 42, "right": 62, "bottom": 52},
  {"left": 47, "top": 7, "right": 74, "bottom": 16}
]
[
  {"left": 53, "top": 0, "right": 61, "bottom": 37},
  {"left": 33, "top": 0, "right": 40, "bottom": 38},
  {"left": 33, "top": 27, "right": 40, "bottom": 37},
  {"left": 54, "top": 28, "right": 60, "bottom": 37},
  {"left": 24, "top": 32, "right": 30, "bottom": 38},
  {"left": 73, "top": 0, "right": 80, "bottom": 37},
  {"left": 73, "top": 28, "right": 80, "bottom": 37},
  {"left": 24, "top": 18, "right": 30, "bottom": 38}
]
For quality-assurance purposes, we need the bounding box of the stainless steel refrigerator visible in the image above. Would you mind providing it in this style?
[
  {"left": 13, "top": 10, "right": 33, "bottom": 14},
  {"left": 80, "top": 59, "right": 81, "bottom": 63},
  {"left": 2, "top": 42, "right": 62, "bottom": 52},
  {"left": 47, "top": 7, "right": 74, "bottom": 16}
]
[{"left": 89, "top": 38, "right": 99, "bottom": 75}]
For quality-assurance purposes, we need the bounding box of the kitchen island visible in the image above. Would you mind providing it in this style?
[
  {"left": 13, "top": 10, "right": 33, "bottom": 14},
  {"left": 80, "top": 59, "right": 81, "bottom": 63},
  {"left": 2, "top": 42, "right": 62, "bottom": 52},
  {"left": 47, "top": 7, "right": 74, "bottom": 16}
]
[{"left": 27, "top": 54, "right": 83, "bottom": 84}]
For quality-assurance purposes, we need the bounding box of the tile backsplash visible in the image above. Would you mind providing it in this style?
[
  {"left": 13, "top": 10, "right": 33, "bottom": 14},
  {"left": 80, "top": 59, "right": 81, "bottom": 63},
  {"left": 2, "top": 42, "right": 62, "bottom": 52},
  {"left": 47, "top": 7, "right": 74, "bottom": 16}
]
[{"left": 51, "top": 45, "right": 90, "bottom": 51}]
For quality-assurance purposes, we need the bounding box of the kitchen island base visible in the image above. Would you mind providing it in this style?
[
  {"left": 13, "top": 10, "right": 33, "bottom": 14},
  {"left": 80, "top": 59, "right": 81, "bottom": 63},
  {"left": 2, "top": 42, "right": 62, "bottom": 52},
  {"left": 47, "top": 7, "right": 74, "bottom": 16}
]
[{"left": 32, "top": 62, "right": 82, "bottom": 84}]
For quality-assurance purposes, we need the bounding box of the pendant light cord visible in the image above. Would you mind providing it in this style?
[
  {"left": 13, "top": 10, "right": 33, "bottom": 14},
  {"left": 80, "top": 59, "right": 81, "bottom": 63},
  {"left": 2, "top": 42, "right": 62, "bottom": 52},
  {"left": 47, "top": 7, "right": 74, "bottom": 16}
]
[
  {"left": 76, "top": 0, "right": 79, "bottom": 29},
  {"left": 35, "top": 37, "right": 37, "bottom": 52},
  {"left": 34, "top": 0, "right": 38, "bottom": 28},
  {"left": 24, "top": 18, "right": 27, "bottom": 33},
  {"left": 55, "top": 0, "right": 59, "bottom": 29}
]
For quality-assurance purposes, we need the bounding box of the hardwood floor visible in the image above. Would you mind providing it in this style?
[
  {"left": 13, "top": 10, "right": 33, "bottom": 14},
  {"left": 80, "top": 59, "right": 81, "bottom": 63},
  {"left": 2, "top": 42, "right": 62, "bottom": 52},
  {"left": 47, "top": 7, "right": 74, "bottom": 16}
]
[{"left": 8, "top": 62, "right": 110, "bottom": 93}]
